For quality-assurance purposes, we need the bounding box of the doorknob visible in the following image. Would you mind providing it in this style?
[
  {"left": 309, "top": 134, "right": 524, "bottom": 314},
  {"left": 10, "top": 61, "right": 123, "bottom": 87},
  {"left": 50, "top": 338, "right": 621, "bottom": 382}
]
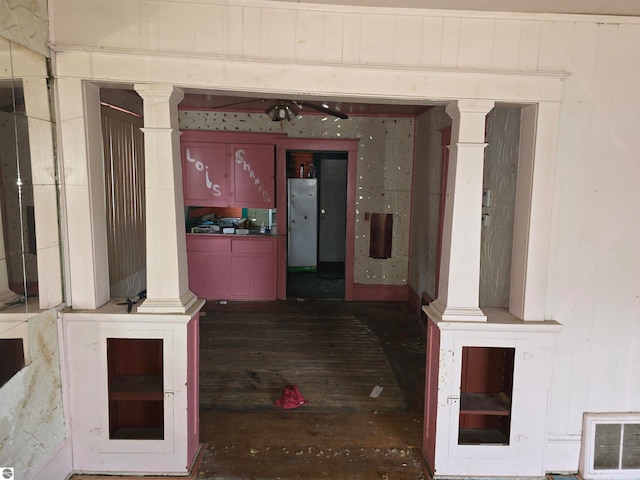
[{"left": 321, "top": 208, "right": 326, "bottom": 214}]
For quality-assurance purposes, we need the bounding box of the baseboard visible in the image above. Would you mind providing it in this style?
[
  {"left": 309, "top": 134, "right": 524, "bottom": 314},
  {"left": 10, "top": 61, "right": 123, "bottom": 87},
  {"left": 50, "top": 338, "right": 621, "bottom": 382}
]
[
  {"left": 352, "top": 284, "right": 409, "bottom": 302},
  {"left": 30, "top": 437, "right": 73, "bottom": 480}
]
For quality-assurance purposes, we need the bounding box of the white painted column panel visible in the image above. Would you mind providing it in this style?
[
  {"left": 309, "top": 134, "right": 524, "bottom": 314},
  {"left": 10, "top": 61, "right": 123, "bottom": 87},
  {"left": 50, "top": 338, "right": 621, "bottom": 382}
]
[
  {"left": 428, "top": 99, "right": 493, "bottom": 322},
  {"left": 134, "top": 84, "right": 197, "bottom": 314},
  {"left": 56, "top": 79, "right": 110, "bottom": 309}
]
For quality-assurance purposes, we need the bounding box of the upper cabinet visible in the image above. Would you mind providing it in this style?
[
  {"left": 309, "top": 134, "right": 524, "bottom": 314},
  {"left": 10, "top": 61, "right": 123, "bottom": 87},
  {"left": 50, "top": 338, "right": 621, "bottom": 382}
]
[{"left": 181, "top": 131, "right": 277, "bottom": 208}]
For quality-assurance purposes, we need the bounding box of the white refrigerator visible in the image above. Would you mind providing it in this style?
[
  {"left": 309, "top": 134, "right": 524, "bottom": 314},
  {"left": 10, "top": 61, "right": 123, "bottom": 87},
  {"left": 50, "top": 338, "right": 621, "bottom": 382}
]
[{"left": 287, "top": 178, "right": 318, "bottom": 270}]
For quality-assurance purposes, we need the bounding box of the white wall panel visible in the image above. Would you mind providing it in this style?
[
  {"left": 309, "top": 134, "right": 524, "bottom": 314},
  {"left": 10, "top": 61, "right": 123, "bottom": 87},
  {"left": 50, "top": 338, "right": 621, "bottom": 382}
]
[
  {"left": 295, "top": 10, "right": 325, "bottom": 61},
  {"left": 537, "top": 21, "right": 575, "bottom": 72},
  {"left": 359, "top": 13, "right": 395, "bottom": 64},
  {"left": 419, "top": 16, "right": 444, "bottom": 66},
  {"left": 490, "top": 19, "right": 522, "bottom": 69},
  {"left": 458, "top": 18, "right": 494, "bottom": 68},
  {"left": 321, "top": 12, "right": 345, "bottom": 63},
  {"left": 139, "top": 0, "right": 160, "bottom": 51},
  {"left": 194, "top": 4, "right": 226, "bottom": 55},
  {"left": 242, "top": 6, "right": 262, "bottom": 58},
  {"left": 261, "top": 8, "right": 297, "bottom": 59},
  {"left": 394, "top": 15, "right": 424, "bottom": 65},
  {"left": 517, "top": 20, "right": 541, "bottom": 70},
  {"left": 342, "top": 13, "right": 362, "bottom": 63},
  {"left": 440, "top": 16, "right": 461, "bottom": 67}
]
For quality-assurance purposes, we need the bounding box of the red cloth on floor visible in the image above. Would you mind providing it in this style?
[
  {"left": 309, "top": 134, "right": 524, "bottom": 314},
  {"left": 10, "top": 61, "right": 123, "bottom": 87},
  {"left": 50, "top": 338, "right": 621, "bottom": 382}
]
[{"left": 275, "top": 384, "right": 307, "bottom": 409}]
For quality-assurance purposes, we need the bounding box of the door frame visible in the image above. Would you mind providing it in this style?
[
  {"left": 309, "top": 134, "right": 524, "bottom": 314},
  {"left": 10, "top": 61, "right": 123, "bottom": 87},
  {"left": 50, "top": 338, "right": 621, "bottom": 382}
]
[{"left": 275, "top": 138, "right": 358, "bottom": 301}]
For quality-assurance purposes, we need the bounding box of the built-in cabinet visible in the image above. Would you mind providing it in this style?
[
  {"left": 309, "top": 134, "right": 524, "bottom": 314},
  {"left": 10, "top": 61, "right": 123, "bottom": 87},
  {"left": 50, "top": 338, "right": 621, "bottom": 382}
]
[
  {"left": 64, "top": 306, "right": 202, "bottom": 475},
  {"left": 107, "top": 338, "right": 164, "bottom": 440},
  {"left": 187, "top": 234, "right": 278, "bottom": 300},
  {"left": 423, "top": 307, "right": 561, "bottom": 478},
  {"left": 181, "top": 131, "right": 276, "bottom": 208}
]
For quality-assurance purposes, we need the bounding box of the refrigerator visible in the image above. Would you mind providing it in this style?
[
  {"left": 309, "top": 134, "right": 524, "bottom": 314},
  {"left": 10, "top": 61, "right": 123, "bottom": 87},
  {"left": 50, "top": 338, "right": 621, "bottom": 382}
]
[{"left": 287, "top": 178, "right": 318, "bottom": 271}]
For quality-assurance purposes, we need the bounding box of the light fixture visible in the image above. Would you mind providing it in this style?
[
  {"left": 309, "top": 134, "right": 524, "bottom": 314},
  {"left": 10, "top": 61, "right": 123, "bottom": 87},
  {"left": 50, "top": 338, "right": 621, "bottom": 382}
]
[{"left": 265, "top": 102, "right": 297, "bottom": 121}]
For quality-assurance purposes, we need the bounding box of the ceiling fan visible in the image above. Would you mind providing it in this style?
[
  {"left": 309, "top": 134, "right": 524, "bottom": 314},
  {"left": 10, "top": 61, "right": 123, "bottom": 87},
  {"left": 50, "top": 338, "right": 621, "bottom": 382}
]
[{"left": 210, "top": 98, "right": 349, "bottom": 121}]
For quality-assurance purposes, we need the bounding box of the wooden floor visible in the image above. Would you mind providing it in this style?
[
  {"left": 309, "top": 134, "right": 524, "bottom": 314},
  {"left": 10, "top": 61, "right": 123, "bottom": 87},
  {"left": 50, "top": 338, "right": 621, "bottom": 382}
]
[
  {"left": 73, "top": 300, "right": 427, "bottom": 480},
  {"left": 198, "top": 299, "right": 427, "bottom": 479}
]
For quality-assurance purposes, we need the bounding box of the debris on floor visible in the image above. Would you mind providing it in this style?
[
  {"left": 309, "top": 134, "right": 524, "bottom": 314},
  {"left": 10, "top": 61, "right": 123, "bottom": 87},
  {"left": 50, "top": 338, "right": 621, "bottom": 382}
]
[{"left": 275, "top": 384, "right": 307, "bottom": 409}]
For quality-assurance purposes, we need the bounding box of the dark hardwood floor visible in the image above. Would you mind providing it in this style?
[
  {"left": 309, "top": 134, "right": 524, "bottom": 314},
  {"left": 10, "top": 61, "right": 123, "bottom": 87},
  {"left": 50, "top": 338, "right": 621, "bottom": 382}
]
[
  {"left": 198, "top": 299, "right": 427, "bottom": 479},
  {"left": 72, "top": 300, "right": 427, "bottom": 480}
]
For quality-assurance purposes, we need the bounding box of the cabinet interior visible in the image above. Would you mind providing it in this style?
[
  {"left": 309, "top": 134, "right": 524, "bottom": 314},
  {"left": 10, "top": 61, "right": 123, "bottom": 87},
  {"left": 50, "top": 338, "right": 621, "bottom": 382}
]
[
  {"left": 107, "top": 338, "right": 164, "bottom": 440},
  {"left": 458, "top": 346, "right": 515, "bottom": 445}
]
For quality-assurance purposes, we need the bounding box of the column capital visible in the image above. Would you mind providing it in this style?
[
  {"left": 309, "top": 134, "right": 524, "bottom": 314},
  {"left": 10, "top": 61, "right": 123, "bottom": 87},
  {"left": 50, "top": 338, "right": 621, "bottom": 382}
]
[
  {"left": 446, "top": 99, "right": 495, "bottom": 145},
  {"left": 445, "top": 99, "right": 495, "bottom": 118},
  {"left": 134, "top": 83, "right": 184, "bottom": 106}
]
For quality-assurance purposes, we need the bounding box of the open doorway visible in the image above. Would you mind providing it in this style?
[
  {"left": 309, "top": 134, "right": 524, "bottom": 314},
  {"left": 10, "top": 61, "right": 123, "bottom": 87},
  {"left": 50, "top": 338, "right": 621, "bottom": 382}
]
[{"left": 286, "top": 151, "right": 347, "bottom": 299}]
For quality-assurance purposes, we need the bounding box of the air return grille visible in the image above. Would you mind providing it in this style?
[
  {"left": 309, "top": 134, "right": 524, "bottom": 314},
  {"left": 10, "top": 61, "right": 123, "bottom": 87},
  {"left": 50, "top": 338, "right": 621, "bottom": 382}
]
[{"left": 580, "top": 413, "right": 640, "bottom": 479}]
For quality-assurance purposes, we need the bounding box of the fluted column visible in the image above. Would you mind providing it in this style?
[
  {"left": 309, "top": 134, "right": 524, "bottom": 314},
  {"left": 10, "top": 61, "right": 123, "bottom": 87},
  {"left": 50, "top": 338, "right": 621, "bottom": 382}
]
[
  {"left": 134, "top": 84, "right": 197, "bottom": 313},
  {"left": 427, "top": 100, "right": 494, "bottom": 322}
]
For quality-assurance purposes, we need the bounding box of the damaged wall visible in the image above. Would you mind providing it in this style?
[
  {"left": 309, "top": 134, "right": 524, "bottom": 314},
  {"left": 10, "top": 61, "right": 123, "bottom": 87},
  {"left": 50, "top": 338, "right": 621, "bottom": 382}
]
[
  {"left": 0, "top": 310, "right": 66, "bottom": 478},
  {"left": 0, "top": 0, "right": 50, "bottom": 57}
]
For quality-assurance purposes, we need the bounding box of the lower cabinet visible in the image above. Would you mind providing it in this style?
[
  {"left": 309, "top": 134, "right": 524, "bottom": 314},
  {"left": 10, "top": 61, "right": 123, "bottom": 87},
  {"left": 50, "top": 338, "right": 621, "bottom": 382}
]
[
  {"left": 187, "top": 234, "right": 278, "bottom": 300},
  {"left": 422, "top": 309, "right": 561, "bottom": 478},
  {"left": 64, "top": 305, "right": 202, "bottom": 475}
]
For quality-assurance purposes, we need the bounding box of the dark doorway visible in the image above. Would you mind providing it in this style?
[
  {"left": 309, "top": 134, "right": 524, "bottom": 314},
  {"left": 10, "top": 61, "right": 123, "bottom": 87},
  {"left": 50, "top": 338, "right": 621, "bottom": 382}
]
[{"left": 286, "top": 151, "right": 347, "bottom": 299}]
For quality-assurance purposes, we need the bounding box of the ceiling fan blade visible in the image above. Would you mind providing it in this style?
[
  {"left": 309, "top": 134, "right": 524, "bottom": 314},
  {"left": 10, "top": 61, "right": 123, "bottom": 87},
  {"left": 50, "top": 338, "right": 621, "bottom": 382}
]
[{"left": 298, "top": 101, "right": 348, "bottom": 119}]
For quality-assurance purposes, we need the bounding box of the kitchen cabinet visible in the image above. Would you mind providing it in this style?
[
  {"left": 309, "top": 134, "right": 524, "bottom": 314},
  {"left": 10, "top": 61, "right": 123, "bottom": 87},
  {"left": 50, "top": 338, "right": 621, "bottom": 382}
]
[
  {"left": 181, "top": 139, "right": 275, "bottom": 208},
  {"left": 187, "top": 234, "right": 278, "bottom": 300}
]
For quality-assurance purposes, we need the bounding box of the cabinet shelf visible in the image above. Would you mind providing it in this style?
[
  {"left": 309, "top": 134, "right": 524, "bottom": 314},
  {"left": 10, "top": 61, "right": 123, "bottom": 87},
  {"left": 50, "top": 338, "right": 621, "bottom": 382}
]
[
  {"left": 460, "top": 392, "right": 510, "bottom": 416},
  {"left": 109, "top": 375, "right": 163, "bottom": 401}
]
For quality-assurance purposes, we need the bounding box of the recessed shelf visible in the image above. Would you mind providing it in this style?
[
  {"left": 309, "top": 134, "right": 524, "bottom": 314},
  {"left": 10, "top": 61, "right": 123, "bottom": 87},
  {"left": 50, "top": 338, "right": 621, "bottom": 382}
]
[
  {"left": 459, "top": 428, "right": 509, "bottom": 445},
  {"left": 109, "top": 375, "right": 163, "bottom": 401},
  {"left": 460, "top": 392, "right": 510, "bottom": 416}
]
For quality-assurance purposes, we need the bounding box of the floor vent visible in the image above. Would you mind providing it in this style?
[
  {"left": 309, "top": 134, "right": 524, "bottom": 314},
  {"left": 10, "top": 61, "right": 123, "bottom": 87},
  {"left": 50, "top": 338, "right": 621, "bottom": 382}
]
[{"left": 580, "top": 412, "right": 640, "bottom": 479}]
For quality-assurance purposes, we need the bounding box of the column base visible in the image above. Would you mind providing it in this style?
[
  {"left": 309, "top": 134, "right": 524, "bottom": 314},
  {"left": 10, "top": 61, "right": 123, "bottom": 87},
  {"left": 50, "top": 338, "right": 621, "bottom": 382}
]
[
  {"left": 137, "top": 290, "right": 201, "bottom": 314},
  {"left": 424, "top": 298, "right": 487, "bottom": 322}
]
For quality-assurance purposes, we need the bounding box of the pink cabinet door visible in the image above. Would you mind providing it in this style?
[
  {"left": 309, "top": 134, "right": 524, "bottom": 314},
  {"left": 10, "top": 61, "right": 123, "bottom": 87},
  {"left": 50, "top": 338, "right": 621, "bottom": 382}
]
[
  {"left": 182, "top": 142, "right": 229, "bottom": 206},
  {"left": 230, "top": 255, "right": 253, "bottom": 298},
  {"left": 252, "top": 254, "right": 277, "bottom": 298},
  {"left": 230, "top": 144, "right": 275, "bottom": 207}
]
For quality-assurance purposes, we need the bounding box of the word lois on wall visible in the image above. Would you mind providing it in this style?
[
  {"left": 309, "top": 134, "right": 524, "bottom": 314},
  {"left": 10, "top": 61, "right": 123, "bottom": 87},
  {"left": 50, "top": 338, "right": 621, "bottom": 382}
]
[
  {"left": 234, "top": 149, "right": 272, "bottom": 204},
  {"left": 185, "top": 148, "right": 222, "bottom": 197}
]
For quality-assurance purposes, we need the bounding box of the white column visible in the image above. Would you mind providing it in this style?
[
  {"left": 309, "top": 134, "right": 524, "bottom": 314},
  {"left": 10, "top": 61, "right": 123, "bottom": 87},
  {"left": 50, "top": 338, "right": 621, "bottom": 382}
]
[
  {"left": 57, "top": 79, "right": 110, "bottom": 309},
  {"left": 134, "top": 84, "right": 197, "bottom": 314},
  {"left": 427, "top": 99, "right": 494, "bottom": 322},
  {"left": 510, "top": 102, "right": 561, "bottom": 321}
]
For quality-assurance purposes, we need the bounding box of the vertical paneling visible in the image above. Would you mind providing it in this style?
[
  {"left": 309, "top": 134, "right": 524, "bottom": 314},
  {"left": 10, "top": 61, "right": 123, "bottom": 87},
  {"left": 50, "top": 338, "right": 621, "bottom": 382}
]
[
  {"left": 440, "top": 17, "right": 461, "bottom": 67},
  {"left": 491, "top": 19, "right": 522, "bottom": 69},
  {"left": 242, "top": 6, "right": 262, "bottom": 58},
  {"left": 517, "top": 20, "right": 542, "bottom": 70},
  {"left": 139, "top": 0, "right": 160, "bottom": 51},
  {"left": 360, "top": 13, "right": 395, "bottom": 64},
  {"left": 224, "top": 5, "right": 244, "bottom": 57},
  {"left": 394, "top": 15, "right": 424, "bottom": 66},
  {"left": 194, "top": 4, "right": 226, "bottom": 55},
  {"left": 158, "top": 2, "right": 195, "bottom": 53},
  {"left": 101, "top": 106, "right": 145, "bottom": 295},
  {"left": 260, "top": 8, "right": 296, "bottom": 59},
  {"left": 458, "top": 18, "right": 494, "bottom": 68},
  {"left": 538, "top": 21, "right": 575, "bottom": 72},
  {"left": 603, "top": 23, "right": 640, "bottom": 412},
  {"left": 420, "top": 16, "right": 444, "bottom": 66},
  {"left": 295, "top": 9, "right": 325, "bottom": 62},
  {"left": 322, "top": 12, "right": 345, "bottom": 63},
  {"left": 342, "top": 13, "right": 362, "bottom": 64}
]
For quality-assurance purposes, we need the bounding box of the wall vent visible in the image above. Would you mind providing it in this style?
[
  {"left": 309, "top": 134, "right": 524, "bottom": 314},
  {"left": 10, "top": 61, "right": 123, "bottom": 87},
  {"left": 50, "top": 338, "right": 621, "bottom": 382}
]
[{"left": 580, "top": 412, "right": 640, "bottom": 479}]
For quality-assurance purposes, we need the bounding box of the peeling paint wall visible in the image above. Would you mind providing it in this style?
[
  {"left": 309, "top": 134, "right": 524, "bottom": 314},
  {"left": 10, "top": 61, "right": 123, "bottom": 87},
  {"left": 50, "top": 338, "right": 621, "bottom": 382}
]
[
  {"left": 408, "top": 106, "right": 451, "bottom": 302},
  {"left": 480, "top": 107, "right": 520, "bottom": 307},
  {"left": 0, "top": 310, "right": 66, "bottom": 478},
  {"left": 180, "top": 111, "right": 415, "bottom": 285},
  {"left": 409, "top": 106, "right": 520, "bottom": 306},
  {"left": 0, "top": 0, "right": 50, "bottom": 57}
]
